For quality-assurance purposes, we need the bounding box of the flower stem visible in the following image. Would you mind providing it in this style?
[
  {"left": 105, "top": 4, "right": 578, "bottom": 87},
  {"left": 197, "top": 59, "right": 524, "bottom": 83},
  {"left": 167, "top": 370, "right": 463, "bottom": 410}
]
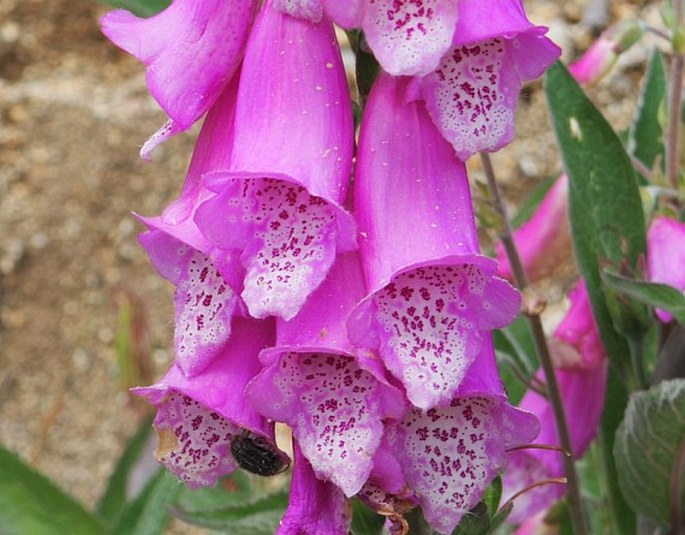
[
  {"left": 667, "top": 0, "right": 684, "bottom": 195},
  {"left": 480, "top": 152, "right": 589, "bottom": 535}
]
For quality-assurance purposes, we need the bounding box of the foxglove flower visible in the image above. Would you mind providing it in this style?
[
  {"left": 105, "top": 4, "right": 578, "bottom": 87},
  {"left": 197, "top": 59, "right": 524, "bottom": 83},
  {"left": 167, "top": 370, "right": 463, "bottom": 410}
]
[
  {"left": 502, "top": 282, "right": 608, "bottom": 522},
  {"left": 133, "top": 317, "right": 286, "bottom": 488},
  {"left": 277, "top": 442, "right": 350, "bottom": 535},
  {"left": 139, "top": 80, "right": 243, "bottom": 377},
  {"left": 647, "top": 216, "right": 685, "bottom": 323},
  {"left": 195, "top": 1, "right": 356, "bottom": 321},
  {"left": 496, "top": 174, "right": 571, "bottom": 283},
  {"left": 347, "top": 73, "right": 520, "bottom": 410},
  {"left": 376, "top": 337, "right": 539, "bottom": 534},
  {"left": 246, "top": 253, "right": 405, "bottom": 496},
  {"left": 409, "top": 0, "right": 560, "bottom": 159}
]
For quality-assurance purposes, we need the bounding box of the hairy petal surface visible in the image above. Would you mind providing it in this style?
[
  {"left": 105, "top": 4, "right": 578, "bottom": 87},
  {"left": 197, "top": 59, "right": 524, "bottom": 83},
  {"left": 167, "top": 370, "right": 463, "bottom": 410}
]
[
  {"left": 363, "top": 0, "right": 460, "bottom": 76},
  {"left": 277, "top": 443, "right": 350, "bottom": 535},
  {"left": 647, "top": 216, "right": 685, "bottom": 322},
  {"left": 274, "top": 0, "right": 324, "bottom": 22},
  {"left": 320, "top": 0, "right": 363, "bottom": 28},
  {"left": 101, "top": 0, "right": 256, "bottom": 137},
  {"left": 133, "top": 318, "right": 279, "bottom": 487}
]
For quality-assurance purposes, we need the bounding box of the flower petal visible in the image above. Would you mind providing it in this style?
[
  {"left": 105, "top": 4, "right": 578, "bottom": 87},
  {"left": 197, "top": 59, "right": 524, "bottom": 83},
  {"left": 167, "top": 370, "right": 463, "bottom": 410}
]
[
  {"left": 274, "top": 0, "right": 324, "bottom": 22},
  {"left": 647, "top": 216, "right": 685, "bottom": 323},
  {"left": 362, "top": 0, "right": 460, "bottom": 76},
  {"left": 320, "top": 0, "right": 363, "bottom": 28},
  {"left": 101, "top": 0, "right": 256, "bottom": 130},
  {"left": 277, "top": 443, "right": 350, "bottom": 535}
]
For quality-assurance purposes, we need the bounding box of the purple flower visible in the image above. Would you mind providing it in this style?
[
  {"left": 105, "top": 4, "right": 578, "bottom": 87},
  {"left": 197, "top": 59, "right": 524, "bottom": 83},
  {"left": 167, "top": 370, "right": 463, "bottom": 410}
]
[
  {"left": 647, "top": 216, "right": 685, "bottom": 323},
  {"left": 246, "top": 253, "right": 405, "bottom": 496},
  {"left": 101, "top": 0, "right": 257, "bottom": 158},
  {"left": 502, "top": 282, "right": 608, "bottom": 522},
  {"left": 277, "top": 442, "right": 350, "bottom": 535},
  {"left": 347, "top": 73, "right": 520, "bottom": 410},
  {"left": 496, "top": 174, "right": 571, "bottom": 283},
  {"left": 409, "top": 0, "right": 560, "bottom": 159},
  {"left": 138, "top": 80, "right": 242, "bottom": 376},
  {"left": 132, "top": 317, "right": 286, "bottom": 488},
  {"left": 194, "top": 1, "right": 356, "bottom": 322}
]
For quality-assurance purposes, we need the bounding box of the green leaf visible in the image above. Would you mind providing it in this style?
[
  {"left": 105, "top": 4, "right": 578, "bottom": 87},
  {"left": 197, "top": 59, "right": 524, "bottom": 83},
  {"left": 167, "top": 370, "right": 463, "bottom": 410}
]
[
  {"left": 545, "top": 60, "right": 647, "bottom": 381},
  {"left": 96, "top": 416, "right": 153, "bottom": 524},
  {"left": 614, "top": 379, "right": 685, "bottom": 525},
  {"left": 494, "top": 316, "right": 538, "bottom": 405},
  {"left": 174, "top": 472, "right": 257, "bottom": 514},
  {"left": 485, "top": 502, "right": 513, "bottom": 534},
  {"left": 0, "top": 444, "right": 104, "bottom": 535},
  {"left": 108, "top": 470, "right": 182, "bottom": 535},
  {"left": 98, "top": 0, "right": 170, "bottom": 17},
  {"left": 451, "top": 502, "right": 490, "bottom": 535},
  {"left": 603, "top": 272, "right": 685, "bottom": 324},
  {"left": 350, "top": 499, "right": 385, "bottom": 535},
  {"left": 170, "top": 490, "right": 289, "bottom": 533},
  {"left": 629, "top": 49, "right": 667, "bottom": 176}
]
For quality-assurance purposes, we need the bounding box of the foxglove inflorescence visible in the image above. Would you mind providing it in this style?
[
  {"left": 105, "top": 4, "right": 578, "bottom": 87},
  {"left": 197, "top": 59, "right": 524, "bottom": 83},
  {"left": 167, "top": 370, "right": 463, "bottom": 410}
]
[{"left": 103, "top": 0, "right": 559, "bottom": 532}]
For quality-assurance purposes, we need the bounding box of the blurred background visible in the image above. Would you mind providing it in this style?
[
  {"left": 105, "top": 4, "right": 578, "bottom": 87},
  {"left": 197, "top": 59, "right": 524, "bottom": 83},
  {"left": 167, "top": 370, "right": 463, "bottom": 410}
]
[{"left": 0, "top": 0, "right": 659, "bottom": 532}]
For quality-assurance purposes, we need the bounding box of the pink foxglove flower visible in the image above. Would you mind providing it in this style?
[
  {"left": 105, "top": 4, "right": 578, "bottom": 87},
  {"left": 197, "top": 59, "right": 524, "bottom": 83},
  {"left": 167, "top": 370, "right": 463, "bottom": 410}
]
[
  {"left": 497, "top": 174, "right": 571, "bottom": 283},
  {"left": 195, "top": 1, "right": 356, "bottom": 322},
  {"left": 647, "top": 216, "right": 685, "bottom": 323},
  {"left": 277, "top": 442, "right": 350, "bottom": 535},
  {"left": 410, "top": 0, "right": 560, "bottom": 159},
  {"left": 246, "top": 253, "right": 405, "bottom": 496},
  {"left": 139, "top": 80, "right": 242, "bottom": 377},
  {"left": 101, "top": 0, "right": 257, "bottom": 158},
  {"left": 375, "top": 337, "right": 539, "bottom": 534},
  {"left": 502, "top": 282, "right": 608, "bottom": 522},
  {"left": 133, "top": 318, "right": 288, "bottom": 488},
  {"left": 347, "top": 73, "right": 520, "bottom": 410}
]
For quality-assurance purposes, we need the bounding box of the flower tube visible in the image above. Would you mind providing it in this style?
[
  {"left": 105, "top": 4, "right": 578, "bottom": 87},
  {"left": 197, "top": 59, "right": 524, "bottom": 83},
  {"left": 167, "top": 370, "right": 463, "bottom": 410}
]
[
  {"left": 347, "top": 73, "right": 520, "bottom": 410},
  {"left": 246, "top": 252, "right": 405, "bottom": 497},
  {"left": 195, "top": 1, "right": 356, "bottom": 322},
  {"left": 132, "top": 317, "right": 288, "bottom": 488},
  {"left": 647, "top": 216, "right": 685, "bottom": 323},
  {"left": 138, "top": 79, "right": 243, "bottom": 377},
  {"left": 502, "top": 282, "right": 608, "bottom": 522},
  {"left": 101, "top": 0, "right": 257, "bottom": 158}
]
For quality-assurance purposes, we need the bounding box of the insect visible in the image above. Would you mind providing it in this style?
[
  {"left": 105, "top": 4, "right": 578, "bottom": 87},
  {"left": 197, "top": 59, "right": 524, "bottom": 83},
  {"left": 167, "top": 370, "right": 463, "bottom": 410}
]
[{"left": 230, "top": 431, "right": 291, "bottom": 477}]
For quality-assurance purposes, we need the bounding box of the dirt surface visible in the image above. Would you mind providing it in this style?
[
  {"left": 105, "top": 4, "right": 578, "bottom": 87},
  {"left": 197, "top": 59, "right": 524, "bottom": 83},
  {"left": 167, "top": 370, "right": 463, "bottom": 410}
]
[{"left": 0, "top": 0, "right": 658, "bottom": 532}]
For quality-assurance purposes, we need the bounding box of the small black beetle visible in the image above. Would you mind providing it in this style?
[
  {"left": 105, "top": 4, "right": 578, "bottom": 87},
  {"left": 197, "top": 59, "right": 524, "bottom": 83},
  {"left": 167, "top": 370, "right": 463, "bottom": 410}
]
[{"left": 230, "top": 432, "right": 290, "bottom": 477}]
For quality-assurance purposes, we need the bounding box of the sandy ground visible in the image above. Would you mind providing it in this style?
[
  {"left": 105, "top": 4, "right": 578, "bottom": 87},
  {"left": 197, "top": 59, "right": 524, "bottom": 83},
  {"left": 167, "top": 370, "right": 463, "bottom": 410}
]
[{"left": 0, "top": 0, "right": 656, "bottom": 532}]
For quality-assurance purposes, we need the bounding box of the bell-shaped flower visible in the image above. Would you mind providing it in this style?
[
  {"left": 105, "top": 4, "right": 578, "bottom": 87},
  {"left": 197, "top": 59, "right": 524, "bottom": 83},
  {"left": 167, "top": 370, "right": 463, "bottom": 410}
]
[
  {"left": 246, "top": 252, "right": 405, "bottom": 497},
  {"left": 138, "top": 80, "right": 243, "bottom": 377},
  {"left": 647, "top": 216, "right": 685, "bottom": 323},
  {"left": 409, "top": 0, "right": 560, "bottom": 159},
  {"left": 277, "top": 442, "right": 351, "bottom": 535},
  {"left": 502, "top": 282, "right": 608, "bottom": 522},
  {"left": 496, "top": 174, "right": 571, "bottom": 283},
  {"left": 132, "top": 317, "right": 288, "bottom": 488},
  {"left": 347, "top": 73, "right": 520, "bottom": 410},
  {"left": 384, "top": 336, "right": 539, "bottom": 534},
  {"left": 195, "top": 0, "right": 356, "bottom": 322},
  {"left": 101, "top": 0, "right": 257, "bottom": 158}
]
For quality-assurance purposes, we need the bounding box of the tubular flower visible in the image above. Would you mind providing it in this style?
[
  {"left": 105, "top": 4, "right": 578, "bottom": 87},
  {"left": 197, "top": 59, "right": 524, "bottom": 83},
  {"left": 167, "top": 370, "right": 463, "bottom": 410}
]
[
  {"left": 132, "top": 318, "right": 287, "bottom": 488},
  {"left": 246, "top": 253, "right": 405, "bottom": 497},
  {"left": 496, "top": 174, "right": 571, "bottom": 283},
  {"left": 647, "top": 216, "right": 685, "bottom": 323},
  {"left": 101, "top": 0, "right": 257, "bottom": 158},
  {"left": 502, "top": 282, "right": 608, "bottom": 523},
  {"left": 385, "top": 337, "right": 539, "bottom": 534},
  {"left": 194, "top": 0, "right": 356, "bottom": 322},
  {"left": 410, "top": 0, "right": 560, "bottom": 159},
  {"left": 347, "top": 73, "right": 520, "bottom": 410},
  {"left": 277, "top": 442, "right": 351, "bottom": 535},
  {"left": 138, "top": 79, "right": 243, "bottom": 377}
]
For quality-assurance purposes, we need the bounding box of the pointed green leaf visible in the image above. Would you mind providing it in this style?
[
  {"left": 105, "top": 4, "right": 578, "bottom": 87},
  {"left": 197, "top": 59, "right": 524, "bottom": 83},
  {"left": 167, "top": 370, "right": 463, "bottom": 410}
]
[
  {"left": 614, "top": 379, "right": 685, "bottom": 524},
  {"left": 98, "top": 0, "right": 170, "bottom": 17},
  {"left": 629, "top": 49, "right": 667, "bottom": 175},
  {"left": 0, "top": 444, "right": 104, "bottom": 535},
  {"left": 170, "top": 490, "right": 289, "bottom": 533},
  {"left": 350, "top": 499, "right": 385, "bottom": 535},
  {"left": 603, "top": 272, "right": 685, "bottom": 324},
  {"left": 96, "top": 416, "right": 153, "bottom": 524}
]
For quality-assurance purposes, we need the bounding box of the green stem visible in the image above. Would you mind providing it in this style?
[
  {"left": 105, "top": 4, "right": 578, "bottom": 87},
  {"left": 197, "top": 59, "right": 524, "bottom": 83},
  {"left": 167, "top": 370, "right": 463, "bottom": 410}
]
[{"left": 480, "top": 152, "right": 589, "bottom": 535}]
